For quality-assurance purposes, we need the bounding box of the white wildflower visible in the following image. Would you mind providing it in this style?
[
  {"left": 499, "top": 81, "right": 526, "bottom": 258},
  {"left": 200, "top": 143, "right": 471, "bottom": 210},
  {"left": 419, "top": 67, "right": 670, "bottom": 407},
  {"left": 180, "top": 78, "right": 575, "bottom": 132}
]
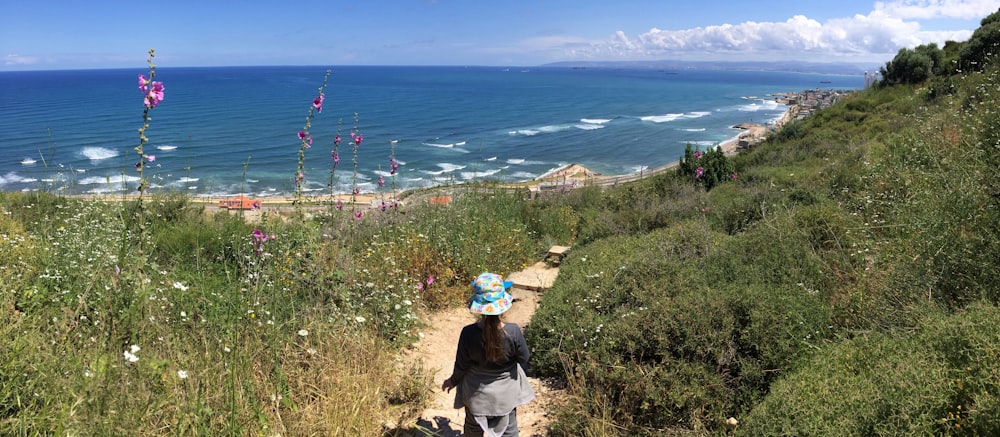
[
  {"left": 177, "top": 370, "right": 188, "bottom": 379},
  {"left": 297, "top": 329, "right": 308, "bottom": 337},
  {"left": 354, "top": 316, "right": 366, "bottom": 323},
  {"left": 172, "top": 282, "right": 189, "bottom": 291}
]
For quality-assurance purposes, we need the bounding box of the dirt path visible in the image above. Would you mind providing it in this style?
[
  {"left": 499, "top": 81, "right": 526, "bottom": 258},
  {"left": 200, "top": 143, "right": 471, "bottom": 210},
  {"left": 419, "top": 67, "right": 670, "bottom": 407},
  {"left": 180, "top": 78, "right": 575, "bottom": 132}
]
[{"left": 398, "top": 264, "right": 563, "bottom": 436}]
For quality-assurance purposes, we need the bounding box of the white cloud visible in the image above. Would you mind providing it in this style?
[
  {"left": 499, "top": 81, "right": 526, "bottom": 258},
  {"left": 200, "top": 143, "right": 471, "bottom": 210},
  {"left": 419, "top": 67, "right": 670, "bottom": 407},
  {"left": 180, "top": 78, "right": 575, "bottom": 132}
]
[
  {"left": 5, "top": 54, "right": 39, "bottom": 65},
  {"left": 571, "top": 2, "right": 994, "bottom": 63},
  {"left": 874, "top": 0, "right": 1000, "bottom": 20}
]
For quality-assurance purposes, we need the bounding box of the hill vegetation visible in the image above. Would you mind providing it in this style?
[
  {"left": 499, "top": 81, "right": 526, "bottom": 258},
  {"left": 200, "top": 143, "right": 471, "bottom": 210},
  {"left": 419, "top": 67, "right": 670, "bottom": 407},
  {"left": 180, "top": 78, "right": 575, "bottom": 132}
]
[{"left": 3, "top": 10, "right": 1000, "bottom": 436}]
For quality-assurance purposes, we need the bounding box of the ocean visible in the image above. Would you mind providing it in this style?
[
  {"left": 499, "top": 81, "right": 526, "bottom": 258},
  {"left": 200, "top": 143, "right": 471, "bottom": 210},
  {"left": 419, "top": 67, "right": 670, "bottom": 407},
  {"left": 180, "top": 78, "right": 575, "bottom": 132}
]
[{"left": 0, "top": 66, "right": 859, "bottom": 197}]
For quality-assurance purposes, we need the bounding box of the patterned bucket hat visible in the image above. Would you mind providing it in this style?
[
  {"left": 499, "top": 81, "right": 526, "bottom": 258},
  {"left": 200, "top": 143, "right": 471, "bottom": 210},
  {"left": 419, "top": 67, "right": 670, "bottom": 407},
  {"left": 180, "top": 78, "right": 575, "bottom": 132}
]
[{"left": 469, "top": 272, "right": 514, "bottom": 315}]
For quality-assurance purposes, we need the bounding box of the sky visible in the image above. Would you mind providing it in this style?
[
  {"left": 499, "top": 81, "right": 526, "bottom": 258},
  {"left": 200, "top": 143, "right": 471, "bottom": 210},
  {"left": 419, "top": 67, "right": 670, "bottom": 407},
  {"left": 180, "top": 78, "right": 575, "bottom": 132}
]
[{"left": 1, "top": 0, "right": 998, "bottom": 71}]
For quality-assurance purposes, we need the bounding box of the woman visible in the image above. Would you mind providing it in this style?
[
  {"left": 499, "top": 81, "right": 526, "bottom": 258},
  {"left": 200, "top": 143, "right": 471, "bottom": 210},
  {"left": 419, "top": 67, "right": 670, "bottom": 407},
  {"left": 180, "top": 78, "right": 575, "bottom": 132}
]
[{"left": 442, "top": 272, "right": 535, "bottom": 437}]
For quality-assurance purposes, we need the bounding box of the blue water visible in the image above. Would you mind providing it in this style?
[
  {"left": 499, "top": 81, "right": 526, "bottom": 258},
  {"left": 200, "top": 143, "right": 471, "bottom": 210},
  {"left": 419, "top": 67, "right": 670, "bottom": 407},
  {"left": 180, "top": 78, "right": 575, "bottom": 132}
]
[{"left": 0, "top": 66, "right": 859, "bottom": 196}]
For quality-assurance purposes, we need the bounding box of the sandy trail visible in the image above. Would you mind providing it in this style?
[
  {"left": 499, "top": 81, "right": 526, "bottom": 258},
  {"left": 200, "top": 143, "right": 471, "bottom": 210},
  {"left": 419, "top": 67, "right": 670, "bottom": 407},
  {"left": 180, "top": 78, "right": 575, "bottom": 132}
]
[{"left": 399, "top": 267, "right": 561, "bottom": 437}]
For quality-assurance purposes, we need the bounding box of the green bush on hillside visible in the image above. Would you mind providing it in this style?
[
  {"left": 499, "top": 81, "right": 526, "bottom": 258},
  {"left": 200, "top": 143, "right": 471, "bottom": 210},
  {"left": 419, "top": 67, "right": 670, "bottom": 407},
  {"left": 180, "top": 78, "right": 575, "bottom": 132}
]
[{"left": 746, "top": 303, "right": 1000, "bottom": 435}]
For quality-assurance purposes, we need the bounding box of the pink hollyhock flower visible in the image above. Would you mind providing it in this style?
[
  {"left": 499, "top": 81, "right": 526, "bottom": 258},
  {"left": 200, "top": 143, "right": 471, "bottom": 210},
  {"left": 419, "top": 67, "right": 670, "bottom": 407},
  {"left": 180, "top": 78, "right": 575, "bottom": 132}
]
[
  {"left": 335, "top": 200, "right": 343, "bottom": 210},
  {"left": 334, "top": 135, "right": 341, "bottom": 145},
  {"left": 731, "top": 172, "right": 738, "bottom": 180},
  {"left": 380, "top": 200, "right": 386, "bottom": 211},
  {"left": 427, "top": 276, "right": 434, "bottom": 285},
  {"left": 695, "top": 166, "right": 705, "bottom": 180},
  {"left": 146, "top": 155, "right": 156, "bottom": 162},
  {"left": 144, "top": 81, "right": 164, "bottom": 108},
  {"left": 313, "top": 94, "right": 324, "bottom": 113},
  {"left": 353, "top": 210, "right": 363, "bottom": 220},
  {"left": 298, "top": 131, "right": 307, "bottom": 140},
  {"left": 332, "top": 151, "right": 339, "bottom": 164},
  {"left": 137, "top": 74, "right": 149, "bottom": 91},
  {"left": 694, "top": 151, "right": 702, "bottom": 159},
  {"left": 378, "top": 176, "right": 385, "bottom": 187}
]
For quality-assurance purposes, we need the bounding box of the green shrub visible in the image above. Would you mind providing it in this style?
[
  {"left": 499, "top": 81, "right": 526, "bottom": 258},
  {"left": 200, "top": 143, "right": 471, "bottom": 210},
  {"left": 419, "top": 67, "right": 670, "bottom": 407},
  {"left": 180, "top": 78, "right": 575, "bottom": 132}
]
[{"left": 746, "top": 304, "right": 1000, "bottom": 435}]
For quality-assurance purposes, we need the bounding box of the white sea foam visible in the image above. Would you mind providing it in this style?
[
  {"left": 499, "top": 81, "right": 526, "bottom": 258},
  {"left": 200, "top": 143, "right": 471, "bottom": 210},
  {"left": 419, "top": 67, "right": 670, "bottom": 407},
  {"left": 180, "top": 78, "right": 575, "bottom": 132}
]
[
  {"left": 507, "top": 158, "right": 525, "bottom": 164},
  {"left": 642, "top": 111, "right": 712, "bottom": 123},
  {"left": 0, "top": 172, "right": 33, "bottom": 185},
  {"left": 580, "top": 118, "right": 611, "bottom": 124},
  {"left": 78, "top": 174, "right": 140, "bottom": 185},
  {"left": 509, "top": 129, "right": 539, "bottom": 136},
  {"left": 507, "top": 171, "right": 537, "bottom": 179},
  {"left": 177, "top": 177, "right": 199, "bottom": 183},
  {"left": 81, "top": 146, "right": 118, "bottom": 161},
  {"left": 461, "top": 169, "right": 502, "bottom": 179},
  {"left": 738, "top": 100, "right": 781, "bottom": 112},
  {"left": 21, "top": 158, "right": 36, "bottom": 165},
  {"left": 538, "top": 125, "right": 571, "bottom": 134},
  {"left": 641, "top": 113, "right": 685, "bottom": 123},
  {"left": 630, "top": 165, "right": 651, "bottom": 174},
  {"left": 373, "top": 170, "right": 391, "bottom": 177},
  {"left": 424, "top": 142, "right": 456, "bottom": 148},
  {"left": 485, "top": 156, "right": 497, "bottom": 161},
  {"left": 681, "top": 128, "right": 707, "bottom": 132},
  {"left": 156, "top": 145, "right": 178, "bottom": 151},
  {"left": 575, "top": 123, "right": 605, "bottom": 130},
  {"left": 456, "top": 141, "right": 466, "bottom": 146},
  {"left": 423, "top": 163, "right": 466, "bottom": 176}
]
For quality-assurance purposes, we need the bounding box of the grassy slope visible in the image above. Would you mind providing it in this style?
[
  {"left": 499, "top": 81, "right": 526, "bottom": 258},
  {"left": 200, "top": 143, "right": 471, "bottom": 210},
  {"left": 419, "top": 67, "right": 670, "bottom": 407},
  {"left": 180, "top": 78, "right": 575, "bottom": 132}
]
[
  {"left": 2, "top": 60, "right": 999, "bottom": 437},
  {"left": 525, "top": 66, "right": 1000, "bottom": 435}
]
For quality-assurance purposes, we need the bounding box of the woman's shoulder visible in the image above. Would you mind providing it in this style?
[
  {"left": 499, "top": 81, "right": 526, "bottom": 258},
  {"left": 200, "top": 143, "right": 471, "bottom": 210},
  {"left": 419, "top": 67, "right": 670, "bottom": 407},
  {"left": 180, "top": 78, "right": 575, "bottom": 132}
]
[{"left": 502, "top": 322, "right": 523, "bottom": 334}]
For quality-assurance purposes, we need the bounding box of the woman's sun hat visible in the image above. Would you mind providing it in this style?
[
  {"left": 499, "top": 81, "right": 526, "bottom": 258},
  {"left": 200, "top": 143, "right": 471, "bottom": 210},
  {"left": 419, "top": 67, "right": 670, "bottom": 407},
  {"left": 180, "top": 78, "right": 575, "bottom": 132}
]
[{"left": 469, "top": 272, "right": 514, "bottom": 315}]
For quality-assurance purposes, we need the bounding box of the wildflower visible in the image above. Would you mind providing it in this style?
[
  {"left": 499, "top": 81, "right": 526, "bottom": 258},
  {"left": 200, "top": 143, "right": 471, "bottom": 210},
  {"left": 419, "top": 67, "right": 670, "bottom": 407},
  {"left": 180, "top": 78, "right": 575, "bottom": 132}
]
[
  {"left": 172, "top": 281, "right": 189, "bottom": 291},
  {"left": 297, "top": 131, "right": 312, "bottom": 148},
  {"left": 138, "top": 74, "right": 149, "bottom": 91},
  {"left": 334, "top": 135, "right": 341, "bottom": 145},
  {"left": 731, "top": 172, "right": 738, "bottom": 180},
  {"left": 146, "top": 154, "right": 155, "bottom": 162},
  {"left": 354, "top": 316, "right": 366, "bottom": 323},
  {"left": 115, "top": 265, "right": 121, "bottom": 279},
  {"left": 351, "top": 131, "right": 363, "bottom": 146},
  {"left": 332, "top": 151, "right": 339, "bottom": 164},
  {"left": 694, "top": 151, "right": 702, "bottom": 159},
  {"left": 144, "top": 81, "right": 164, "bottom": 108},
  {"left": 180, "top": 311, "right": 187, "bottom": 318},
  {"left": 124, "top": 344, "right": 140, "bottom": 363},
  {"left": 427, "top": 276, "right": 435, "bottom": 286},
  {"left": 378, "top": 176, "right": 385, "bottom": 187},
  {"left": 177, "top": 370, "right": 188, "bottom": 379},
  {"left": 306, "top": 347, "right": 317, "bottom": 355},
  {"left": 695, "top": 166, "right": 705, "bottom": 180},
  {"left": 335, "top": 200, "right": 343, "bottom": 210},
  {"left": 312, "top": 94, "right": 324, "bottom": 113},
  {"left": 354, "top": 210, "right": 363, "bottom": 220},
  {"left": 297, "top": 329, "right": 309, "bottom": 337},
  {"left": 252, "top": 229, "right": 266, "bottom": 243}
]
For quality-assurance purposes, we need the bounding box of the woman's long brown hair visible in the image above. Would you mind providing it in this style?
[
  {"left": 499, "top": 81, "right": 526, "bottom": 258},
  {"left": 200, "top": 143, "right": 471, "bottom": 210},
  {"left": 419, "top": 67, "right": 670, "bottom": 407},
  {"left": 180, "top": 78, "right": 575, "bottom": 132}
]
[{"left": 482, "top": 314, "right": 507, "bottom": 363}]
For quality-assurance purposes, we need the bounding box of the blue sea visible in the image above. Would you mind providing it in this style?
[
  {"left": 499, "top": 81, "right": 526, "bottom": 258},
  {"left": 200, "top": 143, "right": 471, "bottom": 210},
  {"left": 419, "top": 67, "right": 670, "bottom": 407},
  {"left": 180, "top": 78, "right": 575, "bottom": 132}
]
[{"left": 0, "top": 66, "right": 859, "bottom": 196}]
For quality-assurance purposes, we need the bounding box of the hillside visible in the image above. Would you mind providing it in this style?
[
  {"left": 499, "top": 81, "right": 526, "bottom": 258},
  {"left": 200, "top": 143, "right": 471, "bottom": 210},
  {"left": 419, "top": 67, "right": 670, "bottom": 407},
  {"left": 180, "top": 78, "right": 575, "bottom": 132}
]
[{"left": 3, "top": 11, "right": 1000, "bottom": 436}]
